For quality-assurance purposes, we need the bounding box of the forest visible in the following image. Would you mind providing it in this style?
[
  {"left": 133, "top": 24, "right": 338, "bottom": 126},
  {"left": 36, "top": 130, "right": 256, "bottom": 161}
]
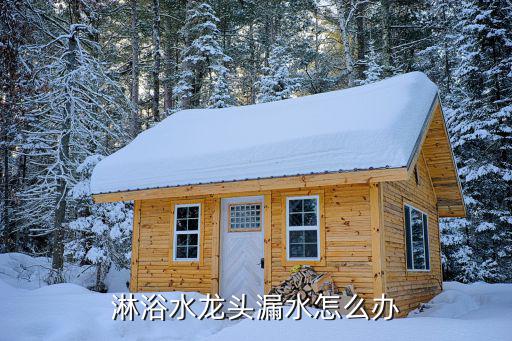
[{"left": 0, "top": 0, "right": 510, "bottom": 291}]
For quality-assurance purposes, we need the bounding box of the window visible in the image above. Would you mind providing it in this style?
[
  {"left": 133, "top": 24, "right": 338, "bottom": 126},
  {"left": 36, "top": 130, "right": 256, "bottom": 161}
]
[
  {"left": 286, "top": 196, "right": 320, "bottom": 260},
  {"left": 404, "top": 204, "right": 430, "bottom": 271},
  {"left": 173, "top": 204, "right": 200, "bottom": 261},
  {"left": 229, "top": 203, "right": 261, "bottom": 231}
]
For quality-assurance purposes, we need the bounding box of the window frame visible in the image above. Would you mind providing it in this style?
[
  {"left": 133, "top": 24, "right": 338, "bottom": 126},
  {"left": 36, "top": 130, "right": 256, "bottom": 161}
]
[
  {"left": 285, "top": 195, "right": 321, "bottom": 261},
  {"left": 404, "top": 203, "right": 430, "bottom": 272},
  {"left": 172, "top": 203, "right": 201, "bottom": 262}
]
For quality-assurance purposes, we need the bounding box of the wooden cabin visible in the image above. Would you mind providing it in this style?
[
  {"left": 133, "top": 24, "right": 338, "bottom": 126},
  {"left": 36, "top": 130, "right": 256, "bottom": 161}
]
[{"left": 91, "top": 72, "right": 465, "bottom": 315}]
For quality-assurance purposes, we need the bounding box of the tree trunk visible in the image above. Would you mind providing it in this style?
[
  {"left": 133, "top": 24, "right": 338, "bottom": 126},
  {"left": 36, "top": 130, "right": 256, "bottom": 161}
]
[
  {"left": 178, "top": 0, "right": 195, "bottom": 110},
  {"left": 248, "top": 22, "right": 256, "bottom": 104},
  {"left": 162, "top": 16, "right": 174, "bottom": 112},
  {"left": 2, "top": 139, "right": 10, "bottom": 251},
  {"left": 441, "top": 3, "right": 451, "bottom": 93},
  {"left": 355, "top": 1, "right": 366, "bottom": 81},
  {"left": 380, "top": 0, "right": 392, "bottom": 76},
  {"left": 130, "top": 0, "right": 141, "bottom": 138},
  {"left": 336, "top": 0, "right": 355, "bottom": 87},
  {"left": 151, "top": 0, "right": 161, "bottom": 122},
  {"left": 51, "top": 13, "right": 80, "bottom": 284}
]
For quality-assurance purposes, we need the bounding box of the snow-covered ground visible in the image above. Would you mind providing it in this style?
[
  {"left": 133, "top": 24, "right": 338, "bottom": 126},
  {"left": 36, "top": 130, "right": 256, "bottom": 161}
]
[
  {"left": 0, "top": 252, "right": 130, "bottom": 292},
  {"left": 0, "top": 253, "right": 511, "bottom": 341}
]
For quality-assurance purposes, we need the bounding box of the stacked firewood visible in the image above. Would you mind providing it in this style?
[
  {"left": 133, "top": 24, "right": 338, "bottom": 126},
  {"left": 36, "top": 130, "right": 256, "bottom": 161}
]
[{"left": 268, "top": 265, "right": 339, "bottom": 308}]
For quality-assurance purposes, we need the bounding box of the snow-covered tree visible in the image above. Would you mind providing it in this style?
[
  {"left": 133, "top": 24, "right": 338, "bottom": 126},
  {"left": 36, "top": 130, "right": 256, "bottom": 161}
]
[
  {"left": 256, "top": 40, "right": 301, "bottom": 103},
  {"left": 19, "top": 23, "right": 131, "bottom": 283},
  {"left": 174, "top": 1, "right": 231, "bottom": 110},
  {"left": 208, "top": 64, "right": 235, "bottom": 108},
  {"left": 443, "top": 0, "right": 512, "bottom": 282},
  {"left": 67, "top": 155, "right": 132, "bottom": 292},
  {"left": 0, "top": 0, "right": 32, "bottom": 252},
  {"left": 358, "top": 41, "right": 383, "bottom": 85}
]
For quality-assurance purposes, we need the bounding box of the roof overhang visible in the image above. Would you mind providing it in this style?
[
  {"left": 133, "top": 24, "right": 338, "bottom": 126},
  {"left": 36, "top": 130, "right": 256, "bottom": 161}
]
[
  {"left": 92, "top": 166, "right": 409, "bottom": 203},
  {"left": 406, "top": 96, "right": 466, "bottom": 218}
]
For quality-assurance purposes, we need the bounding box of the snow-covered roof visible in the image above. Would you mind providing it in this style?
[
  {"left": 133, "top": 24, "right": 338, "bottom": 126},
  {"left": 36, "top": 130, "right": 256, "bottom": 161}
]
[{"left": 90, "top": 72, "right": 438, "bottom": 195}]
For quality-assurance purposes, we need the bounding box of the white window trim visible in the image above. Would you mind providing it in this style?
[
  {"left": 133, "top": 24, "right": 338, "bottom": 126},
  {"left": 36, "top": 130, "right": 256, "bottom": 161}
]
[
  {"left": 405, "top": 204, "right": 430, "bottom": 272},
  {"left": 286, "top": 195, "right": 320, "bottom": 261},
  {"left": 173, "top": 203, "right": 201, "bottom": 262}
]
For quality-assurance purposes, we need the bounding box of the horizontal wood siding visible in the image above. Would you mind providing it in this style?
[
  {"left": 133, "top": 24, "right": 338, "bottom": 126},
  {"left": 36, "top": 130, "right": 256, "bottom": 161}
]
[
  {"left": 135, "top": 197, "right": 214, "bottom": 293},
  {"left": 132, "top": 184, "right": 375, "bottom": 302},
  {"left": 270, "top": 184, "right": 374, "bottom": 300},
  {"left": 422, "top": 104, "right": 465, "bottom": 217},
  {"left": 382, "top": 152, "right": 443, "bottom": 315}
]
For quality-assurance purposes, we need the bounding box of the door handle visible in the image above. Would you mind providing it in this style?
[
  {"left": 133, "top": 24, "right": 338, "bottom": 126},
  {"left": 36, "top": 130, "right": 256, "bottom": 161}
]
[{"left": 259, "top": 258, "right": 264, "bottom": 269}]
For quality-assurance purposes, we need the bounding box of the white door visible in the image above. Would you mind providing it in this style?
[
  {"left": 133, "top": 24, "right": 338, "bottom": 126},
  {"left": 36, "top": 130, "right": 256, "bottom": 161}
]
[{"left": 220, "top": 196, "right": 264, "bottom": 309}]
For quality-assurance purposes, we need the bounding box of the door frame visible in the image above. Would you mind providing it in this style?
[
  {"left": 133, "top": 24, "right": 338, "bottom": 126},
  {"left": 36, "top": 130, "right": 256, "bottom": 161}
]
[{"left": 210, "top": 192, "right": 272, "bottom": 296}]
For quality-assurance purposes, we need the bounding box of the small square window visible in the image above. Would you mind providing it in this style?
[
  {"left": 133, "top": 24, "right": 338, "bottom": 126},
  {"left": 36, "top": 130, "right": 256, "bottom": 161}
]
[{"left": 228, "top": 203, "right": 262, "bottom": 231}]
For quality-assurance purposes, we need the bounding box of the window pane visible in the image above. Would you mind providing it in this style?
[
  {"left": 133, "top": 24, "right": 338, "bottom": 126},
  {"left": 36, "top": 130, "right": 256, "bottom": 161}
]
[
  {"left": 176, "top": 247, "right": 187, "bottom": 258},
  {"left": 404, "top": 206, "right": 413, "bottom": 269},
  {"left": 188, "top": 234, "right": 198, "bottom": 246},
  {"left": 188, "top": 206, "right": 199, "bottom": 218},
  {"left": 422, "top": 214, "right": 430, "bottom": 270},
  {"left": 303, "top": 199, "right": 317, "bottom": 212},
  {"left": 305, "top": 244, "right": 318, "bottom": 257},
  {"left": 177, "top": 207, "right": 187, "bottom": 219},
  {"left": 176, "top": 219, "right": 187, "bottom": 231},
  {"left": 177, "top": 234, "right": 188, "bottom": 246},
  {"left": 304, "top": 213, "right": 317, "bottom": 226},
  {"left": 411, "top": 208, "right": 426, "bottom": 269},
  {"left": 188, "top": 246, "right": 198, "bottom": 259},
  {"left": 290, "top": 231, "right": 305, "bottom": 243},
  {"left": 289, "top": 213, "right": 303, "bottom": 226},
  {"left": 289, "top": 200, "right": 303, "bottom": 213},
  {"left": 188, "top": 218, "right": 198, "bottom": 230},
  {"left": 290, "top": 244, "right": 304, "bottom": 258},
  {"left": 305, "top": 230, "right": 317, "bottom": 243}
]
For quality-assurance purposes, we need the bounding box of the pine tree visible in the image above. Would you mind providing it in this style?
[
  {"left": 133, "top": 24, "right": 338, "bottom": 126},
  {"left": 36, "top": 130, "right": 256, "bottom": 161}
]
[
  {"left": 174, "top": 1, "right": 231, "bottom": 110},
  {"left": 445, "top": 0, "right": 512, "bottom": 282},
  {"left": 0, "top": 0, "right": 32, "bottom": 251},
  {"left": 358, "top": 41, "right": 383, "bottom": 85},
  {"left": 208, "top": 64, "right": 234, "bottom": 108},
  {"left": 256, "top": 39, "right": 301, "bottom": 103},
  {"left": 67, "top": 155, "right": 132, "bottom": 292}
]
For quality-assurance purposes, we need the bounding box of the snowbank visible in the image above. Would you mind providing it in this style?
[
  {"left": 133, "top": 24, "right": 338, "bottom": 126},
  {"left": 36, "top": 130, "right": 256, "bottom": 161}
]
[
  {"left": 91, "top": 72, "right": 438, "bottom": 195},
  {"left": 206, "top": 282, "right": 512, "bottom": 341},
  {"left": 0, "top": 253, "right": 129, "bottom": 292},
  {"left": 1, "top": 265, "right": 511, "bottom": 341},
  {"left": 0, "top": 282, "right": 229, "bottom": 341}
]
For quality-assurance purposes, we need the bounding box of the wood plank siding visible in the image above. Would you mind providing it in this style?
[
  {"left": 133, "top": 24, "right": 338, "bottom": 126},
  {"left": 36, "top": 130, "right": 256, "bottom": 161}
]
[
  {"left": 382, "top": 151, "right": 443, "bottom": 315},
  {"left": 421, "top": 104, "right": 465, "bottom": 217},
  {"left": 131, "top": 185, "right": 376, "bottom": 300},
  {"left": 130, "top": 168, "right": 442, "bottom": 315}
]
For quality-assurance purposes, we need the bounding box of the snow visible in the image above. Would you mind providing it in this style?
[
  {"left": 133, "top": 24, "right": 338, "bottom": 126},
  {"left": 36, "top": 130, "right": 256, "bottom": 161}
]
[
  {"left": 0, "top": 253, "right": 129, "bottom": 292},
  {"left": 91, "top": 72, "right": 438, "bottom": 195},
  {"left": 1, "top": 253, "right": 511, "bottom": 341}
]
